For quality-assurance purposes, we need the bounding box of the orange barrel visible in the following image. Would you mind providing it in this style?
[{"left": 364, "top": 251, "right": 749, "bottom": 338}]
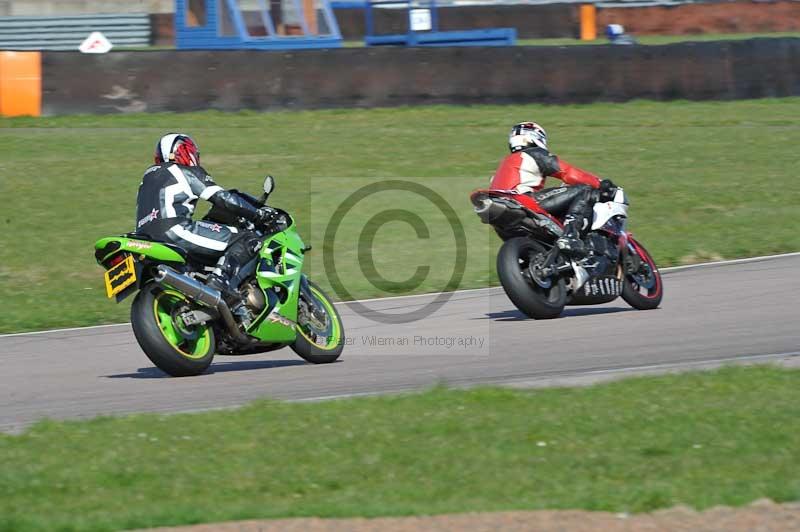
[
  {"left": 0, "top": 51, "right": 42, "bottom": 117},
  {"left": 580, "top": 4, "right": 597, "bottom": 42}
]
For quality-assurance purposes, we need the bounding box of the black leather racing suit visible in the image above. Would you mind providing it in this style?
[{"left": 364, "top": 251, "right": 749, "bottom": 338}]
[
  {"left": 135, "top": 163, "right": 262, "bottom": 277},
  {"left": 532, "top": 186, "right": 597, "bottom": 230}
]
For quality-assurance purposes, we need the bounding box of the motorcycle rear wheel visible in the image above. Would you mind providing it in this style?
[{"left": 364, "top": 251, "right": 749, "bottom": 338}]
[
  {"left": 497, "top": 237, "right": 567, "bottom": 319},
  {"left": 130, "top": 283, "right": 216, "bottom": 377}
]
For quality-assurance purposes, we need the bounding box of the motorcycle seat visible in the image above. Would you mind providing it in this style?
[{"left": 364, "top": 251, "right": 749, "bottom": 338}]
[{"left": 124, "top": 232, "right": 189, "bottom": 261}]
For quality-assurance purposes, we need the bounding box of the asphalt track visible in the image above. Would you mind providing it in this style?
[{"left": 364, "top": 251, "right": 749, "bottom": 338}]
[{"left": 1, "top": 254, "right": 798, "bottom": 433}]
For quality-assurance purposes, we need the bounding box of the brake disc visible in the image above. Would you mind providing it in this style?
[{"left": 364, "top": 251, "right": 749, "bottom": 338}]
[{"left": 633, "top": 263, "right": 656, "bottom": 289}]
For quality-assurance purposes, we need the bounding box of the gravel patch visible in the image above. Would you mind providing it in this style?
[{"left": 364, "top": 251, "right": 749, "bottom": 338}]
[{"left": 144, "top": 499, "right": 800, "bottom": 532}]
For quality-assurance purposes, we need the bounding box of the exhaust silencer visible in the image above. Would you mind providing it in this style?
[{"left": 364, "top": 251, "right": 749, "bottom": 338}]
[
  {"left": 153, "top": 265, "right": 254, "bottom": 344},
  {"left": 474, "top": 197, "right": 525, "bottom": 225},
  {"left": 154, "top": 265, "right": 222, "bottom": 308},
  {"left": 474, "top": 198, "right": 504, "bottom": 223}
]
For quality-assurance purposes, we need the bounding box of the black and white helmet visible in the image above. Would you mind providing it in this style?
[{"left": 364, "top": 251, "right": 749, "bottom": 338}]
[{"left": 509, "top": 122, "right": 548, "bottom": 153}]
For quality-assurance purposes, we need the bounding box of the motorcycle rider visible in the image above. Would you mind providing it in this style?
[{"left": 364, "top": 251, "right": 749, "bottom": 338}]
[
  {"left": 489, "top": 122, "right": 617, "bottom": 258},
  {"left": 135, "top": 133, "right": 277, "bottom": 304}
]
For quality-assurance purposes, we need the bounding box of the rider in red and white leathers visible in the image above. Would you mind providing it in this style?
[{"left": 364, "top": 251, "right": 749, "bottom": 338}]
[{"left": 490, "top": 122, "right": 616, "bottom": 257}]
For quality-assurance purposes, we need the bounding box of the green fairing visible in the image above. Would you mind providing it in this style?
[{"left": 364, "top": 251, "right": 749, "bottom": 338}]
[
  {"left": 247, "top": 223, "right": 306, "bottom": 343},
  {"left": 95, "top": 219, "right": 306, "bottom": 345},
  {"left": 94, "top": 237, "right": 186, "bottom": 264}
]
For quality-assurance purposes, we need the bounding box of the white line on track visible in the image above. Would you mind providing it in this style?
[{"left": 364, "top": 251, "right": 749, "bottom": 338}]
[
  {"left": 658, "top": 251, "right": 800, "bottom": 273},
  {"left": 0, "top": 322, "right": 131, "bottom": 338},
  {"left": 2, "top": 251, "right": 798, "bottom": 339}
]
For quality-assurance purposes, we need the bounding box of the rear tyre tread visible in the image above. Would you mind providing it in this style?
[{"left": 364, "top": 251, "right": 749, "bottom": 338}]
[
  {"left": 130, "top": 284, "right": 215, "bottom": 377},
  {"left": 497, "top": 237, "right": 566, "bottom": 320}
]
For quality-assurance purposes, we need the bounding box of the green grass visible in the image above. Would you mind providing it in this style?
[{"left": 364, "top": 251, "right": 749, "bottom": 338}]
[
  {"left": 1, "top": 98, "right": 800, "bottom": 332},
  {"left": 1, "top": 365, "right": 798, "bottom": 531}
]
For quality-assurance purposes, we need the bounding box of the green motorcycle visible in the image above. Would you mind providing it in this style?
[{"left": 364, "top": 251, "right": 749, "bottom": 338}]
[{"left": 93, "top": 177, "right": 344, "bottom": 377}]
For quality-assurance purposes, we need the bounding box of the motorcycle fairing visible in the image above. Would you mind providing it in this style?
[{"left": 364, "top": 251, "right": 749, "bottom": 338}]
[
  {"left": 94, "top": 236, "right": 187, "bottom": 265},
  {"left": 591, "top": 188, "right": 629, "bottom": 231},
  {"left": 247, "top": 221, "right": 307, "bottom": 343}
]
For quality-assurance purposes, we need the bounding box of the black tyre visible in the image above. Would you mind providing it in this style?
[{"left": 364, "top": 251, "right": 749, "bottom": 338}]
[
  {"left": 291, "top": 281, "right": 344, "bottom": 364},
  {"left": 497, "top": 237, "right": 567, "bottom": 319},
  {"left": 621, "top": 238, "right": 663, "bottom": 310},
  {"left": 130, "top": 283, "right": 216, "bottom": 377}
]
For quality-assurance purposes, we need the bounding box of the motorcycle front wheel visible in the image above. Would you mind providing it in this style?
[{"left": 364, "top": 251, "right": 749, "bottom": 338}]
[
  {"left": 130, "top": 283, "right": 216, "bottom": 377},
  {"left": 497, "top": 237, "right": 567, "bottom": 319},
  {"left": 291, "top": 280, "right": 344, "bottom": 364},
  {"left": 621, "top": 238, "right": 663, "bottom": 310}
]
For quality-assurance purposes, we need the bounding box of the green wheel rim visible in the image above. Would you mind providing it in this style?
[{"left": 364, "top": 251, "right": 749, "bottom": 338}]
[
  {"left": 298, "top": 286, "right": 342, "bottom": 351},
  {"left": 152, "top": 290, "right": 213, "bottom": 360}
]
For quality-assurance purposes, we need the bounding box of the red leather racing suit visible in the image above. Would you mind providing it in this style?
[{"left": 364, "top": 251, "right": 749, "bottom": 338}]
[{"left": 490, "top": 146, "right": 601, "bottom": 227}]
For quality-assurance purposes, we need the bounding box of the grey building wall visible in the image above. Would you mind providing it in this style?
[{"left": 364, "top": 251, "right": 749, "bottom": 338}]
[{"left": 0, "top": 1, "right": 174, "bottom": 16}]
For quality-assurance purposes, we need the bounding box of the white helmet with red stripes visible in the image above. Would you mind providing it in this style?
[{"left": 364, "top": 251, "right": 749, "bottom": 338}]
[{"left": 509, "top": 122, "right": 548, "bottom": 153}]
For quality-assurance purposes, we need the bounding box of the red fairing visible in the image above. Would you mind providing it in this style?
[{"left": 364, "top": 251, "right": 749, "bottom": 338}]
[
  {"left": 553, "top": 158, "right": 601, "bottom": 188},
  {"left": 488, "top": 152, "right": 525, "bottom": 191}
]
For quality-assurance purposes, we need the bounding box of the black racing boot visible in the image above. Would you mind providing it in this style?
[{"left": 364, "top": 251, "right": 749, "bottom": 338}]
[
  {"left": 206, "top": 272, "right": 242, "bottom": 305},
  {"left": 205, "top": 255, "right": 245, "bottom": 306},
  {"left": 556, "top": 216, "right": 587, "bottom": 259},
  {"left": 206, "top": 272, "right": 254, "bottom": 328}
]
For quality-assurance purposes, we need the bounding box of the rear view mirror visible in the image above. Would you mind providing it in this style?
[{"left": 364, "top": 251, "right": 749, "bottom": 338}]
[{"left": 263, "top": 175, "right": 275, "bottom": 195}]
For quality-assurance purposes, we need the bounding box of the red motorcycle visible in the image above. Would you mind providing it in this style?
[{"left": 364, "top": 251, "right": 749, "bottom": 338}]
[{"left": 470, "top": 186, "right": 662, "bottom": 319}]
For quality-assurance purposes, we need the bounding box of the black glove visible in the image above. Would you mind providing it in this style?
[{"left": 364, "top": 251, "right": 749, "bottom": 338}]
[
  {"left": 256, "top": 206, "right": 279, "bottom": 226},
  {"left": 599, "top": 179, "right": 617, "bottom": 202}
]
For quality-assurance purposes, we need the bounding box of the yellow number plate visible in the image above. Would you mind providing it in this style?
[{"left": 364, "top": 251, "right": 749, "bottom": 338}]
[{"left": 104, "top": 255, "right": 137, "bottom": 298}]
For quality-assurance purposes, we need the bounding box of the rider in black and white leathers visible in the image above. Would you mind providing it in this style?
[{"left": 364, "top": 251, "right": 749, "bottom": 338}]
[{"left": 136, "top": 134, "right": 276, "bottom": 299}]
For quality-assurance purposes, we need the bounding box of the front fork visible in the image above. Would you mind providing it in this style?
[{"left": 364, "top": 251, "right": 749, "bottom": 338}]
[
  {"left": 621, "top": 233, "right": 643, "bottom": 275},
  {"left": 299, "top": 275, "right": 328, "bottom": 326}
]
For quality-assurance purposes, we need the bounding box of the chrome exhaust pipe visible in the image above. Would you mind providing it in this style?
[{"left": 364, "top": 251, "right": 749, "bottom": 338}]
[
  {"left": 153, "top": 265, "right": 253, "bottom": 344},
  {"left": 153, "top": 265, "right": 222, "bottom": 308},
  {"left": 474, "top": 198, "right": 507, "bottom": 223},
  {"left": 474, "top": 197, "right": 526, "bottom": 226}
]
